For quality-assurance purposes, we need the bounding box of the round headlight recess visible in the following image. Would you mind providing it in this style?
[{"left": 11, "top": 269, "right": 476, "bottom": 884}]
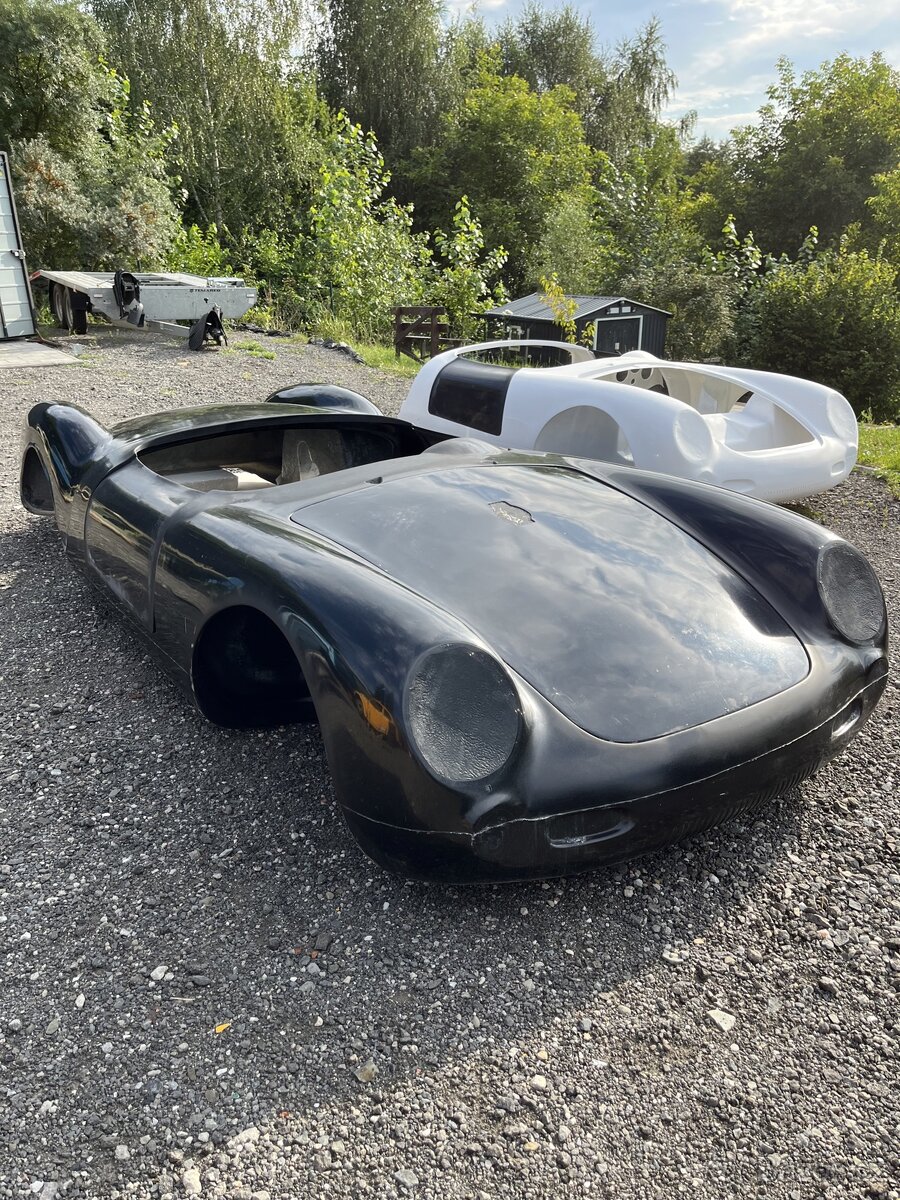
[
  {"left": 405, "top": 645, "right": 522, "bottom": 784},
  {"left": 672, "top": 408, "right": 714, "bottom": 466},
  {"left": 826, "top": 390, "right": 858, "bottom": 445},
  {"left": 817, "top": 541, "right": 886, "bottom": 644}
]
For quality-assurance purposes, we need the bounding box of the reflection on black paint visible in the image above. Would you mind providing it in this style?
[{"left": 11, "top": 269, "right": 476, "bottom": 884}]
[{"left": 295, "top": 464, "right": 810, "bottom": 741}]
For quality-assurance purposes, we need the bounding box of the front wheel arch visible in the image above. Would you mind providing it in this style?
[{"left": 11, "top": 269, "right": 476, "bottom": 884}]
[{"left": 191, "top": 605, "right": 316, "bottom": 728}]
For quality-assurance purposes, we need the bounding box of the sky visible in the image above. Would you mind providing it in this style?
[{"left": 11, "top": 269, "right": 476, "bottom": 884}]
[{"left": 449, "top": 0, "right": 900, "bottom": 140}]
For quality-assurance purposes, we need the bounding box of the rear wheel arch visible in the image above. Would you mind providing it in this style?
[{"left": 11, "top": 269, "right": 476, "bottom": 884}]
[
  {"left": 20, "top": 446, "right": 55, "bottom": 515},
  {"left": 534, "top": 406, "right": 634, "bottom": 465}
]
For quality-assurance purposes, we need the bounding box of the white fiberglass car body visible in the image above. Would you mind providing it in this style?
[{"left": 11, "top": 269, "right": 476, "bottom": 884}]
[{"left": 399, "top": 341, "right": 858, "bottom": 503}]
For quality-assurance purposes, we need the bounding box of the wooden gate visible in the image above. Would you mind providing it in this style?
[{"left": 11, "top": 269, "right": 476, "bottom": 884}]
[{"left": 392, "top": 306, "right": 461, "bottom": 361}]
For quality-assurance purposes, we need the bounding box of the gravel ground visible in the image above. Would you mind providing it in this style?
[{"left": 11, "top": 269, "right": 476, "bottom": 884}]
[{"left": 1, "top": 328, "right": 898, "bottom": 1200}]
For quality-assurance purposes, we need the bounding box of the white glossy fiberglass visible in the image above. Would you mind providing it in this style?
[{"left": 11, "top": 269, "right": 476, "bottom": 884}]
[{"left": 399, "top": 340, "right": 858, "bottom": 503}]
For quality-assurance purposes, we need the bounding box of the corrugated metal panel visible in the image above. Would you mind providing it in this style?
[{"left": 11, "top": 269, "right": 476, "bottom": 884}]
[
  {"left": 0, "top": 153, "right": 36, "bottom": 339},
  {"left": 641, "top": 310, "right": 668, "bottom": 356}
]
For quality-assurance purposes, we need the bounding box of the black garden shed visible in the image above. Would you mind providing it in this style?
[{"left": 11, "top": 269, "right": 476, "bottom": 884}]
[{"left": 481, "top": 293, "right": 672, "bottom": 357}]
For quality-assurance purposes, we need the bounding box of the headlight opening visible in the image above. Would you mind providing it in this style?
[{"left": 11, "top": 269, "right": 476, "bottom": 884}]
[
  {"left": 404, "top": 644, "right": 523, "bottom": 784},
  {"left": 816, "top": 541, "right": 886, "bottom": 645}
]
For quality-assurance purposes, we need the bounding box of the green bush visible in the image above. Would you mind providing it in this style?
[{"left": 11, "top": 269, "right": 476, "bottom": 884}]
[
  {"left": 299, "top": 115, "right": 433, "bottom": 341},
  {"left": 3, "top": 1, "right": 180, "bottom": 272},
  {"left": 12, "top": 131, "right": 179, "bottom": 270},
  {"left": 166, "top": 224, "right": 233, "bottom": 276},
  {"left": 431, "top": 196, "right": 507, "bottom": 341},
  {"left": 737, "top": 248, "right": 900, "bottom": 421},
  {"left": 619, "top": 259, "right": 738, "bottom": 361}
]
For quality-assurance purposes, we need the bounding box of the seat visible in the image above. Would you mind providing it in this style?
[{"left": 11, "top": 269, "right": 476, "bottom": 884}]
[{"left": 278, "top": 430, "right": 347, "bottom": 483}]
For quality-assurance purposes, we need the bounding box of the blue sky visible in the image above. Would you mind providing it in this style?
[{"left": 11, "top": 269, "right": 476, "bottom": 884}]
[{"left": 449, "top": 0, "right": 900, "bottom": 140}]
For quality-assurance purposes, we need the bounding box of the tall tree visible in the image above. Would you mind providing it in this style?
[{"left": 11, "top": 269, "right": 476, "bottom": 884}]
[
  {"left": 588, "top": 19, "right": 677, "bottom": 159},
  {"left": 0, "top": 0, "right": 179, "bottom": 270},
  {"left": 495, "top": 8, "right": 677, "bottom": 164},
  {"left": 497, "top": 2, "right": 602, "bottom": 101},
  {"left": 406, "top": 53, "right": 596, "bottom": 290},
  {"left": 697, "top": 54, "right": 900, "bottom": 255},
  {"left": 0, "top": 0, "right": 107, "bottom": 152},
  {"left": 315, "top": 0, "right": 448, "bottom": 162},
  {"left": 92, "top": 0, "right": 322, "bottom": 238}
]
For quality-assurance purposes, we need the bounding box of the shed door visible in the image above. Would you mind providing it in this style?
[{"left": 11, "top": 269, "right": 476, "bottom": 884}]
[
  {"left": 0, "top": 153, "right": 36, "bottom": 339},
  {"left": 594, "top": 316, "right": 641, "bottom": 355}
]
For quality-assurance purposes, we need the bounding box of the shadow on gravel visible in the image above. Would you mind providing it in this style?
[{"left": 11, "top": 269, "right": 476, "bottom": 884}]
[{"left": 2, "top": 517, "right": 812, "bottom": 1190}]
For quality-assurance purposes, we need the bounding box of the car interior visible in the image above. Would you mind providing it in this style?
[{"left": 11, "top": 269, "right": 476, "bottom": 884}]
[
  {"left": 588, "top": 363, "right": 814, "bottom": 450},
  {"left": 138, "top": 419, "right": 437, "bottom": 491}
]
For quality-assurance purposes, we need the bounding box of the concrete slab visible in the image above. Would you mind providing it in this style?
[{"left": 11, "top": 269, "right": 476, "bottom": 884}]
[{"left": 0, "top": 339, "right": 78, "bottom": 368}]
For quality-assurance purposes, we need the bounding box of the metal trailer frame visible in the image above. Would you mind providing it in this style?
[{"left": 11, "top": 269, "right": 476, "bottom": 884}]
[
  {"left": 0, "top": 151, "right": 38, "bottom": 340},
  {"left": 35, "top": 269, "right": 258, "bottom": 338}
]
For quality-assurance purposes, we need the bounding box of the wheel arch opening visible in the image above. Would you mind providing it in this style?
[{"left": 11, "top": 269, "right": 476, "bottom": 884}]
[
  {"left": 21, "top": 447, "right": 55, "bottom": 514},
  {"left": 192, "top": 605, "right": 316, "bottom": 728},
  {"left": 534, "top": 406, "right": 634, "bottom": 466}
]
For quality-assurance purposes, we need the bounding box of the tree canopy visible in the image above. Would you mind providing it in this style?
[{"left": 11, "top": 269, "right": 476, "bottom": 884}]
[
  {"left": 1, "top": 0, "right": 179, "bottom": 267},
  {"left": 691, "top": 53, "right": 900, "bottom": 253},
  {"left": 91, "top": 0, "right": 323, "bottom": 238},
  {"left": 314, "top": 0, "right": 448, "bottom": 162},
  {"left": 406, "top": 53, "right": 596, "bottom": 289},
  {"left": 2, "top": 0, "right": 899, "bottom": 416}
]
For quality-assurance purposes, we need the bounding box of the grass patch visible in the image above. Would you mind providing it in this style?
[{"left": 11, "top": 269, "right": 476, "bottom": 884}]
[
  {"left": 233, "top": 338, "right": 276, "bottom": 360},
  {"left": 287, "top": 332, "right": 423, "bottom": 379},
  {"left": 354, "top": 342, "right": 421, "bottom": 378},
  {"left": 857, "top": 424, "right": 900, "bottom": 498}
]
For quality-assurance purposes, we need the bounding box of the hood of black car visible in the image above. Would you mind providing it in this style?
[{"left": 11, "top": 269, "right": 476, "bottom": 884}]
[{"left": 292, "top": 463, "right": 809, "bottom": 741}]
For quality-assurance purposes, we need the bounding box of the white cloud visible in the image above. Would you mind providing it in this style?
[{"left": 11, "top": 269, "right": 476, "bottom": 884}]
[
  {"left": 463, "top": 0, "right": 899, "bottom": 139},
  {"left": 688, "top": 109, "right": 760, "bottom": 137},
  {"left": 665, "top": 0, "right": 896, "bottom": 133},
  {"left": 689, "top": 0, "right": 884, "bottom": 72},
  {"left": 665, "top": 73, "right": 773, "bottom": 110},
  {"left": 728, "top": 0, "right": 880, "bottom": 38},
  {"left": 445, "top": 0, "right": 509, "bottom": 11}
]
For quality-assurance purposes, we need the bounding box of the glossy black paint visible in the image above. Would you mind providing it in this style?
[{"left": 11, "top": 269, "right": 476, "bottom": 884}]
[
  {"left": 265, "top": 383, "right": 381, "bottom": 415},
  {"left": 20, "top": 399, "right": 889, "bottom": 882},
  {"left": 293, "top": 462, "right": 811, "bottom": 741}
]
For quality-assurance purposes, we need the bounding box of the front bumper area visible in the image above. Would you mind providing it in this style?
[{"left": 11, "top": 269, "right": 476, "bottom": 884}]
[{"left": 341, "top": 680, "right": 884, "bottom": 883}]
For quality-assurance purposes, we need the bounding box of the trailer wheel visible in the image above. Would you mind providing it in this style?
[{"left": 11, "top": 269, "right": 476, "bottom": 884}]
[
  {"left": 50, "top": 283, "right": 75, "bottom": 331},
  {"left": 49, "top": 282, "right": 65, "bottom": 327},
  {"left": 60, "top": 287, "right": 74, "bottom": 332}
]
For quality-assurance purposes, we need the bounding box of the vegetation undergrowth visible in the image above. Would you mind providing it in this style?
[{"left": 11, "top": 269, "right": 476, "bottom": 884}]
[
  {"left": 236, "top": 339, "right": 276, "bottom": 360},
  {"left": 857, "top": 424, "right": 900, "bottom": 498},
  {"left": 353, "top": 343, "right": 422, "bottom": 378}
]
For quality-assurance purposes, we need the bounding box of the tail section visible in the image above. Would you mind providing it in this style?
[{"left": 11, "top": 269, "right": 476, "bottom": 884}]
[{"left": 20, "top": 402, "right": 111, "bottom": 533}]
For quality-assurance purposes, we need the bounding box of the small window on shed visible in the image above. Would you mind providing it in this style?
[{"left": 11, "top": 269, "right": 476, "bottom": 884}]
[{"left": 428, "top": 357, "right": 516, "bottom": 435}]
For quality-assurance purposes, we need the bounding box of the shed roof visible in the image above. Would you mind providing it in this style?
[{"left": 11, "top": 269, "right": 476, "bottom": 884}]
[{"left": 483, "top": 292, "right": 672, "bottom": 321}]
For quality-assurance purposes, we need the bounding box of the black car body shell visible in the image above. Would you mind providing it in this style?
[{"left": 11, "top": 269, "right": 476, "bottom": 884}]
[{"left": 20, "top": 397, "right": 889, "bottom": 881}]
